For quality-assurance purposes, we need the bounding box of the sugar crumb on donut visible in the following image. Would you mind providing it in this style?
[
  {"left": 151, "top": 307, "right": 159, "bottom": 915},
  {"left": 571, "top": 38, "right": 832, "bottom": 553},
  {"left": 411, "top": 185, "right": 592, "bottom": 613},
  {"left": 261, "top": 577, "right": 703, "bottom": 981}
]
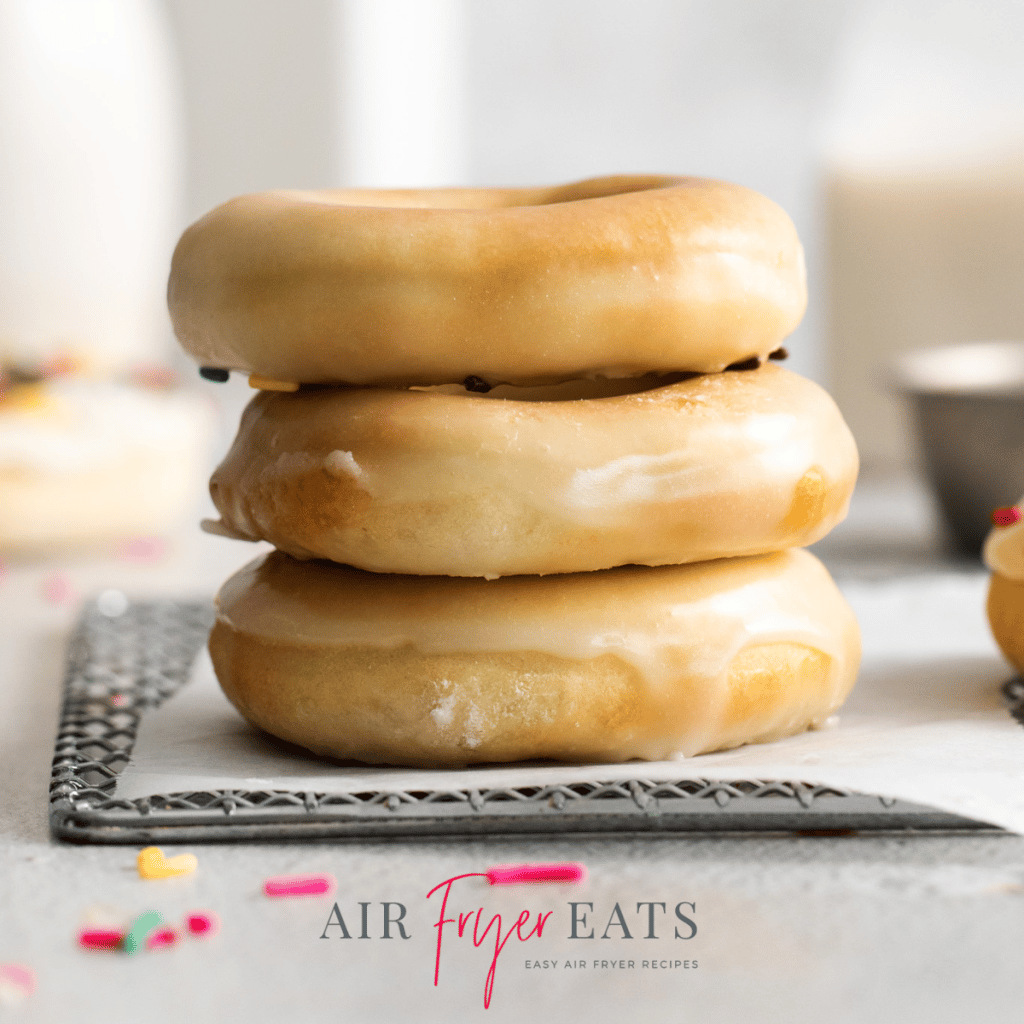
[{"left": 323, "top": 449, "right": 364, "bottom": 481}]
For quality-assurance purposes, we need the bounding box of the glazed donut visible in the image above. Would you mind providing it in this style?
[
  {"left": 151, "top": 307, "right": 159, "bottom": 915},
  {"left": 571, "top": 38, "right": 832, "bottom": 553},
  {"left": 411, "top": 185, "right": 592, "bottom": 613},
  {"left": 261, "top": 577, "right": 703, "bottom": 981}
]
[
  {"left": 983, "top": 501, "right": 1024, "bottom": 671},
  {"left": 168, "top": 175, "right": 807, "bottom": 387},
  {"left": 204, "top": 362, "right": 858, "bottom": 578},
  {"left": 209, "top": 547, "right": 860, "bottom": 768}
]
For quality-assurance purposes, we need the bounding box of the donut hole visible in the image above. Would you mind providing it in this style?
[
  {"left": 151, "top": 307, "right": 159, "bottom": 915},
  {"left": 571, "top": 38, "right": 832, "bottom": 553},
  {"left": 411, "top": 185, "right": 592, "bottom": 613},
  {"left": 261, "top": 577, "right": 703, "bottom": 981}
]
[{"left": 286, "top": 175, "right": 681, "bottom": 213}]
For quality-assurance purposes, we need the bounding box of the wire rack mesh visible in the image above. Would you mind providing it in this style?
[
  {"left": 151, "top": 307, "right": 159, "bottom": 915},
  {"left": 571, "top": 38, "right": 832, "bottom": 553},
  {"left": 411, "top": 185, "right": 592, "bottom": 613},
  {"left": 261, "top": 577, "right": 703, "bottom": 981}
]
[{"left": 49, "top": 598, "right": 1005, "bottom": 843}]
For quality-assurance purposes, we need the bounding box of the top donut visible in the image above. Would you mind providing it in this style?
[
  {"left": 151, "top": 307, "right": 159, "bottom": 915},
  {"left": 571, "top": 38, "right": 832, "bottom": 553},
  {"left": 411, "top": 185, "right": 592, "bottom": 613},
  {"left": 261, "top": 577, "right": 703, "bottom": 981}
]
[{"left": 168, "top": 175, "right": 807, "bottom": 387}]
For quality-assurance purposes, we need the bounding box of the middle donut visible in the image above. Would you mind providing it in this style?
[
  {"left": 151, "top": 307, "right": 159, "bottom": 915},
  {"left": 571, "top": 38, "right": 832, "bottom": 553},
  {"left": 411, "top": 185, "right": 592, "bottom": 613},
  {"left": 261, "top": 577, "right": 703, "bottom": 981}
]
[{"left": 206, "top": 362, "right": 858, "bottom": 578}]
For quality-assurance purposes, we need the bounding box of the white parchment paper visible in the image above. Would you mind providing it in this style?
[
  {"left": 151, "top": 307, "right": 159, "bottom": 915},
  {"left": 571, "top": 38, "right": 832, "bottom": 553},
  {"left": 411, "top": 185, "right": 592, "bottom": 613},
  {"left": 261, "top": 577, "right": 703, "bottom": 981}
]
[{"left": 115, "top": 571, "right": 1024, "bottom": 832}]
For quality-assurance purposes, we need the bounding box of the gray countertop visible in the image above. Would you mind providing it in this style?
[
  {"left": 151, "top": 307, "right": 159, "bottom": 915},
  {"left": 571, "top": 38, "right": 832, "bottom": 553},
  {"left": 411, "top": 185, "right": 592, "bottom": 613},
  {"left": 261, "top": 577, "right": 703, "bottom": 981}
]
[{"left": 2, "top": 473, "right": 1022, "bottom": 1023}]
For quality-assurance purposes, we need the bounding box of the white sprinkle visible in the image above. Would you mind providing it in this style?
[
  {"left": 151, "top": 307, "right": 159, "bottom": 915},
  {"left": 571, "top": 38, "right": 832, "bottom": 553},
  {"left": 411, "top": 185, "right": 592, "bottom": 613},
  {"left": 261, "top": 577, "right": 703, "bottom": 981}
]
[{"left": 430, "top": 691, "right": 456, "bottom": 729}]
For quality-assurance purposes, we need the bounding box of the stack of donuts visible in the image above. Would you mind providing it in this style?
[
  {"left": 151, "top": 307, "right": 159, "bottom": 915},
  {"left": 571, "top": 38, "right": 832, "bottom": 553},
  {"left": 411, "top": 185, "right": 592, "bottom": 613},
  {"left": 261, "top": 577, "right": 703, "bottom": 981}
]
[{"left": 169, "top": 175, "right": 861, "bottom": 768}]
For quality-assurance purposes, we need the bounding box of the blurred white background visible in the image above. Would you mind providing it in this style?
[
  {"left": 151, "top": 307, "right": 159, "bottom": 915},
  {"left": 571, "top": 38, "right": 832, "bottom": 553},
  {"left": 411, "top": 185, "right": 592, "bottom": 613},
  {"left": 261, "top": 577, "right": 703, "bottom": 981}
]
[
  {"left": 165, "top": 0, "right": 850, "bottom": 389},
  {"left": 4, "top": 0, "right": 1024, "bottom": 476}
]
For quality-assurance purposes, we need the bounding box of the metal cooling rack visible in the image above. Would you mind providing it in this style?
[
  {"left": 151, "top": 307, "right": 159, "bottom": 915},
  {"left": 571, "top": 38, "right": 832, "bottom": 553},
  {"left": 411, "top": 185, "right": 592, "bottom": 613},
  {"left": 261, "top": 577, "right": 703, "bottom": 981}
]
[{"left": 49, "top": 598, "right": 1008, "bottom": 843}]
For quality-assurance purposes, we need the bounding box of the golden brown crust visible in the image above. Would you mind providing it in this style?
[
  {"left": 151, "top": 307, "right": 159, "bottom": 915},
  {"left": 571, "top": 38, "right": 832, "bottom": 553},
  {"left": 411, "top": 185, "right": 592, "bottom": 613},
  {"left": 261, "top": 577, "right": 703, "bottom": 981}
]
[
  {"left": 206, "top": 364, "right": 858, "bottom": 577},
  {"left": 987, "top": 572, "right": 1024, "bottom": 673},
  {"left": 209, "top": 549, "right": 861, "bottom": 767},
  {"left": 169, "top": 175, "right": 807, "bottom": 387}
]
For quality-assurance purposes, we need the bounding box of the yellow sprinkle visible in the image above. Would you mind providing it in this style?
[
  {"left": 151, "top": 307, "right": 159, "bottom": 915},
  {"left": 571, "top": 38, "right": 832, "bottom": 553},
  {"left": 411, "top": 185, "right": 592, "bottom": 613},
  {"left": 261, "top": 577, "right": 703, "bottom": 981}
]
[
  {"left": 137, "top": 845, "right": 198, "bottom": 879},
  {"left": 248, "top": 375, "right": 299, "bottom": 392},
  {"left": 0, "top": 383, "right": 50, "bottom": 413}
]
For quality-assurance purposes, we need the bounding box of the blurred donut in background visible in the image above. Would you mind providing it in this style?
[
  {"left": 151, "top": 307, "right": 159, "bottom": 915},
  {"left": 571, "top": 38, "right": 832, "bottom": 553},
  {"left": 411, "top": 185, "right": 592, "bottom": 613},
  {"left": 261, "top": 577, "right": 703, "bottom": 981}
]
[
  {"left": 0, "top": 0, "right": 211, "bottom": 554},
  {"left": 0, "top": 361, "right": 211, "bottom": 552}
]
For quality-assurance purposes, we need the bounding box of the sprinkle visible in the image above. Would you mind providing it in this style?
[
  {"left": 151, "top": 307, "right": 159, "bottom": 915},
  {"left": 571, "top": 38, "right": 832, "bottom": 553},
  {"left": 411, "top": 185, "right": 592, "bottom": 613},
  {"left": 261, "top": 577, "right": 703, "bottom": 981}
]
[
  {"left": 199, "top": 366, "right": 230, "bottom": 383},
  {"left": 185, "top": 911, "right": 219, "bottom": 938},
  {"left": 248, "top": 375, "right": 299, "bottom": 392},
  {"left": 0, "top": 964, "right": 35, "bottom": 1004},
  {"left": 992, "top": 506, "right": 1021, "bottom": 527},
  {"left": 122, "top": 911, "right": 163, "bottom": 955},
  {"left": 146, "top": 927, "right": 179, "bottom": 951},
  {"left": 118, "top": 536, "right": 166, "bottom": 563},
  {"left": 263, "top": 874, "right": 336, "bottom": 897},
  {"left": 725, "top": 356, "right": 761, "bottom": 372},
  {"left": 486, "top": 862, "right": 587, "bottom": 885},
  {"left": 131, "top": 364, "right": 178, "bottom": 389},
  {"left": 110, "top": 693, "right": 129, "bottom": 707},
  {"left": 463, "top": 375, "right": 494, "bottom": 393},
  {"left": 39, "top": 354, "right": 79, "bottom": 378},
  {"left": 768, "top": 346, "right": 789, "bottom": 361},
  {"left": 78, "top": 928, "right": 125, "bottom": 952},
  {"left": 137, "top": 846, "right": 199, "bottom": 880},
  {"left": 42, "top": 573, "right": 74, "bottom": 604},
  {"left": 97, "top": 589, "right": 129, "bottom": 617}
]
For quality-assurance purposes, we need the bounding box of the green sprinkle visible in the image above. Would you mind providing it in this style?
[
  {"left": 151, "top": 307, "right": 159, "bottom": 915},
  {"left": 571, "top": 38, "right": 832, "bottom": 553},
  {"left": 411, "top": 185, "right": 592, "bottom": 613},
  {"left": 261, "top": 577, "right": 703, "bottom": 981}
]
[{"left": 122, "top": 911, "right": 162, "bottom": 955}]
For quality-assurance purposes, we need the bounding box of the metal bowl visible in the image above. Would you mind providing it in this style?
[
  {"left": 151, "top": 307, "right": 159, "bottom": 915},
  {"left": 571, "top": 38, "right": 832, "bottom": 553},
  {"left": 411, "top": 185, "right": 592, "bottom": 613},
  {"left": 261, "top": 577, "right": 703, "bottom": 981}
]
[{"left": 895, "top": 341, "right": 1024, "bottom": 555}]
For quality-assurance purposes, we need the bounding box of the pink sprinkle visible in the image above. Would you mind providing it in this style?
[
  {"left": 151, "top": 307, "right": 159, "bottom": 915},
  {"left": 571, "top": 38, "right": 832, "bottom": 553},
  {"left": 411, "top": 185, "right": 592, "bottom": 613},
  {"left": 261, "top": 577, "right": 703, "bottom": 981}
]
[
  {"left": 39, "top": 354, "right": 77, "bottom": 378},
  {"left": 130, "top": 364, "right": 178, "bottom": 390},
  {"left": 185, "top": 912, "right": 219, "bottom": 937},
  {"left": 118, "top": 537, "right": 166, "bottom": 563},
  {"left": 77, "top": 928, "right": 124, "bottom": 952},
  {"left": 0, "top": 964, "right": 35, "bottom": 998},
  {"left": 486, "top": 862, "right": 587, "bottom": 885},
  {"left": 146, "top": 927, "right": 179, "bottom": 951},
  {"left": 110, "top": 694, "right": 129, "bottom": 707},
  {"left": 42, "top": 573, "right": 74, "bottom": 604},
  {"left": 263, "top": 874, "right": 335, "bottom": 898},
  {"left": 992, "top": 506, "right": 1021, "bottom": 527}
]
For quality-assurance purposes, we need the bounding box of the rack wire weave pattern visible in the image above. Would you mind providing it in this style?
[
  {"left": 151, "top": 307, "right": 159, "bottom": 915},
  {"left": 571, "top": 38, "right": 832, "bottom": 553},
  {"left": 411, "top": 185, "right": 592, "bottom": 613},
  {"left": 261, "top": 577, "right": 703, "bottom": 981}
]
[{"left": 49, "top": 599, "right": 999, "bottom": 842}]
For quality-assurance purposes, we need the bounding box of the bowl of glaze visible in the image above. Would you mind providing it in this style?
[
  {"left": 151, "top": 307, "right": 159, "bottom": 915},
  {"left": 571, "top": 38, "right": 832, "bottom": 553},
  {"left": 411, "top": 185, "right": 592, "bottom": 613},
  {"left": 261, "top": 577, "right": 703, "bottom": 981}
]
[{"left": 895, "top": 340, "right": 1024, "bottom": 556}]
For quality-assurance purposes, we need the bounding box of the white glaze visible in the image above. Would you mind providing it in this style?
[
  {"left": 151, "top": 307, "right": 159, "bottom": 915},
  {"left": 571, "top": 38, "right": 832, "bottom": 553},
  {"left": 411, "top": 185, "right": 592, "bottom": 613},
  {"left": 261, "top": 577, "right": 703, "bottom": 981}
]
[
  {"left": 215, "top": 548, "right": 860, "bottom": 758},
  {"left": 207, "top": 364, "right": 859, "bottom": 577}
]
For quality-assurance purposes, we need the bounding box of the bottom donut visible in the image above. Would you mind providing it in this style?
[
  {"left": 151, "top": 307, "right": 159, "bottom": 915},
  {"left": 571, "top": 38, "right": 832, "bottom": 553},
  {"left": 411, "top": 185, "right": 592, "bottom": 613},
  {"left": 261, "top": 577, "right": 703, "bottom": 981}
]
[{"left": 209, "top": 548, "right": 861, "bottom": 768}]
